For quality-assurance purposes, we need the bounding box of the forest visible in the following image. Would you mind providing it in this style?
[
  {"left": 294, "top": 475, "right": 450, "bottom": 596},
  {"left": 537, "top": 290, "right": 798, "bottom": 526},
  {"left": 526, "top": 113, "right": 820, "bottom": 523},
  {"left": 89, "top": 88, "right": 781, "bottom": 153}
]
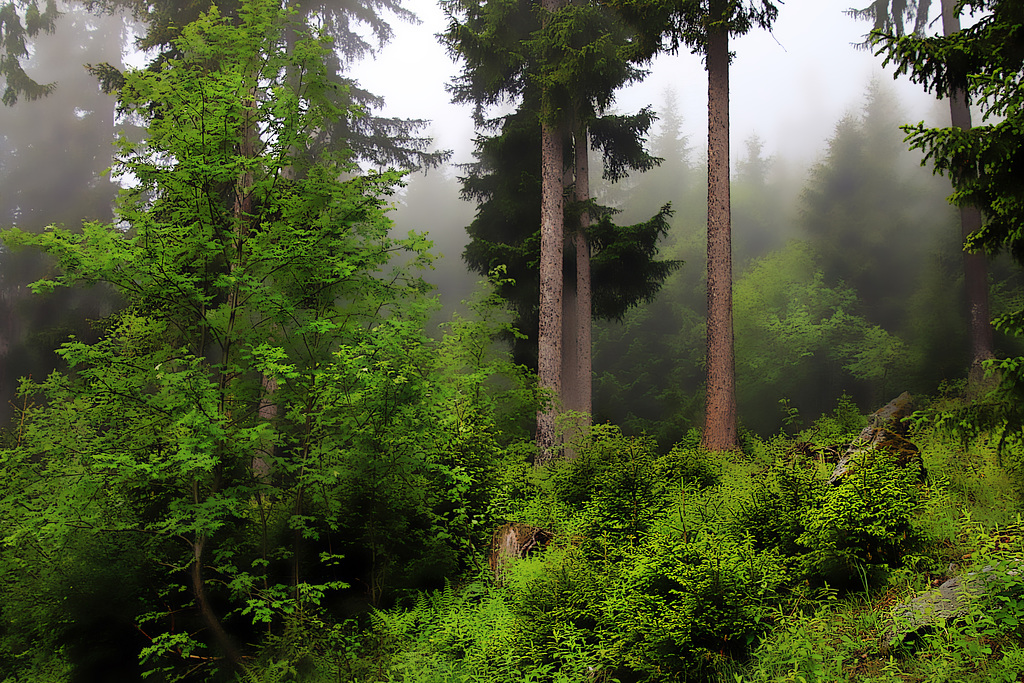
[{"left": 0, "top": 0, "right": 1023, "bottom": 681}]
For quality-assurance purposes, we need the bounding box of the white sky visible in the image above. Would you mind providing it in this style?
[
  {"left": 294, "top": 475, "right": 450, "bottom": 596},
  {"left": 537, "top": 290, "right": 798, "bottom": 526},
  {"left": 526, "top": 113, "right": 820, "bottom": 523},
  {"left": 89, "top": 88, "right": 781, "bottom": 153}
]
[{"left": 350, "top": 0, "right": 951, "bottom": 168}]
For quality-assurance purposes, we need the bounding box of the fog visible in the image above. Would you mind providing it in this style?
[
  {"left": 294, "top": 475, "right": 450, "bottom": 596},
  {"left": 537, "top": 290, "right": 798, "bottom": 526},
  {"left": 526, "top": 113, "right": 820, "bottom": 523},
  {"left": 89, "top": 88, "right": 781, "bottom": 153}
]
[{"left": 0, "top": 0, "right": 1018, "bottom": 436}]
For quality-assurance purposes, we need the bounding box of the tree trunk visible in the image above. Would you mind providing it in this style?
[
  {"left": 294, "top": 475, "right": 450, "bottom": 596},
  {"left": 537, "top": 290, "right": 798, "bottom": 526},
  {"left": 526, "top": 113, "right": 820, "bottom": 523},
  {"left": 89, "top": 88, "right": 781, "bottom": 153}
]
[
  {"left": 702, "top": 8, "right": 738, "bottom": 451},
  {"left": 574, "top": 125, "right": 593, "bottom": 425},
  {"left": 564, "top": 124, "right": 592, "bottom": 433},
  {"left": 188, "top": 85, "right": 256, "bottom": 676},
  {"left": 536, "top": 0, "right": 565, "bottom": 464},
  {"left": 191, "top": 536, "right": 249, "bottom": 674},
  {"left": 562, "top": 248, "right": 578, "bottom": 418},
  {"left": 941, "top": 0, "right": 993, "bottom": 387},
  {"left": 537, "top": 119, "right": 564, "bottom": 463}
]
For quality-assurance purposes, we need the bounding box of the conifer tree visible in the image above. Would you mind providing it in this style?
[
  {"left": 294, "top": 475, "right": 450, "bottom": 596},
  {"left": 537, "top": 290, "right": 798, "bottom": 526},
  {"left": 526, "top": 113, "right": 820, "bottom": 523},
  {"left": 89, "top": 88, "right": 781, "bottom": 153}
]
[
  {"left": 84, "top": 0, "right": 447, "bottom": 169},
  {"left": 444, "top": 0, "right": 675, "bottom": 461},
  {"left": 875, "top": 0, "right": 1024, "bottom": 320},
  {"left": 613, "top": 0, "right": 777, "bottom": 451},
  {"left": 0, "top": 0, "right": 59, "bottom": 104},
  {"left": 0, "top": 6, "right": 128, "bottom": 418},
  {"left": 536, "top": 0, "right": 566, "bottom": 460},
  {"left": 851, "top": 0, "right": 994, "bottom": 382},
  {"left": 872, "top": 0, "right": 1024, "bottom": 468}
]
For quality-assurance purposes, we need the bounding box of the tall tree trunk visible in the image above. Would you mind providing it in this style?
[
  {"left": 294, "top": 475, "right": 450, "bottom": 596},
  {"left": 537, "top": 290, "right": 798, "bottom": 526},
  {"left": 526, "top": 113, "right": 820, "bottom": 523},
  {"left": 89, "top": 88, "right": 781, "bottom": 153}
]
[
  {"left": 702, "top": 7, "right": 738, "bottom": 451},
  {"left": 562, "top": 238, "right": 579, "bottom": 417},
  {"left": 571, "top": 124, "right": 593, "bottom": 425},
  {"left": 559, "top": 124, "right": 593, "bottom": 456},
  {"left": 536, "top": 0, "right": 565, "bottom": 464},
  {"left": 941, "top": 0, "right": 993, "bottom": 387}
]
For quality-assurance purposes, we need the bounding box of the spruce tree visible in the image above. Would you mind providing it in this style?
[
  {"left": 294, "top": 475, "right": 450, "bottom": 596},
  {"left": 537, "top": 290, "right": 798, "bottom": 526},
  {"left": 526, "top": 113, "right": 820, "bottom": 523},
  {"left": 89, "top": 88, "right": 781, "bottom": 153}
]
[
  {"left": 875, "top": 0, "right": 1024, "bottom": 321},
  {"left": 850, "top": 0, "right": 994, "bottom": 382},
  {"left": 85, "top": 0, "right": 447, "bottom": 169},
  {"left": 613, "top": 0, "right": 778, "bottom": 451},
  {"left": 0, "top": 0, "right": 59, "bottom": 104},
  {"left": 444, "top": 0, "right": 675, "bottom": 461}
]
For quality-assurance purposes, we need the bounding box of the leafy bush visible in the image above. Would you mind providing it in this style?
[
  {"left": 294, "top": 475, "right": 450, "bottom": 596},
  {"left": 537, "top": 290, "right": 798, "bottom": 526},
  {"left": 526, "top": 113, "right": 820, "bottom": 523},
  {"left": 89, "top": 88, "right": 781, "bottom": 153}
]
[
  {"left": 507, "top": 549, "right": 610, "bottom": 679},
  {"left": 547, "top": 425, "right": 666, "bottom": 538},
  {"left": 372, "top": 579, "right": 521, "bottom": 679},
  {"left": 655, "top": 444, "right": 721, "bottom": 489},
  {"left": 799, "top": 449, "right": 925, "bottom": 587},
  {"left": 800, "top": 392, "right": 868, "bottom": 445},
  {"left": 732, "top": 460, "right": 820, "bottom": 556},
  {"left": 601, "top": 533, "right": 788, "bottom": 680}
]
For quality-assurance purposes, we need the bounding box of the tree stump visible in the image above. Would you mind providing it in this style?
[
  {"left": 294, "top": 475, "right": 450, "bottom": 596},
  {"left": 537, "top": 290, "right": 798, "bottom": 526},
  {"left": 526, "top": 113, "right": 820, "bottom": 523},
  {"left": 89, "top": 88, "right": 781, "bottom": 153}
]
[{"left": 488, "top": 522, "right": 554, "bottom": 583}]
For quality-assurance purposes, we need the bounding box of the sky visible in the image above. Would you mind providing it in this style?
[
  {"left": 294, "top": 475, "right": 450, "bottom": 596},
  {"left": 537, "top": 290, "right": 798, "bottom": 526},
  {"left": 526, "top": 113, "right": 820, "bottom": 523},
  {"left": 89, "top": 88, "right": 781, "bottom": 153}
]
[{"left": 350, "top": 0, "right": 952, "bottom": 168}]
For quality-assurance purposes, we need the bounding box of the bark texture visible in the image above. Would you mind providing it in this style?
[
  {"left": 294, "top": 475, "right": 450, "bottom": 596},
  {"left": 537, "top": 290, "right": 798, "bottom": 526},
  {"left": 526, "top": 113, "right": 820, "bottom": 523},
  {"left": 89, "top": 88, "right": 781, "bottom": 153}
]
[
  {"left": 536, "top": 0, "right": 565, "bottom": 464},
  {"left": 488, "top": 522, "right": 554, "bottom": 583},
  {"left": 560, "top": 126, "right": 592, "bottom": 456},
  {"left": 702, "top": 15, "right": 737, "bottom": 451},
  {"left": 536, "top": 111, "right": 564, "bottom": 463},
  {"left": 941, "top": 0, "right": 993, "bottom": 386},
  {"left": 573, "top": 126, "right": 593, "bottom": 425}
]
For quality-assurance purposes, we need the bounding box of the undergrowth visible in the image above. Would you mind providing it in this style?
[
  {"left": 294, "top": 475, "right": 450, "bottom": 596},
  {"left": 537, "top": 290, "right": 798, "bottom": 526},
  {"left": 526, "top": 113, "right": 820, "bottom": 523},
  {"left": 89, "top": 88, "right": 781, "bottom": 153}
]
[{"left": 359, "top": 393, "right": 1024, "bottom": 683}]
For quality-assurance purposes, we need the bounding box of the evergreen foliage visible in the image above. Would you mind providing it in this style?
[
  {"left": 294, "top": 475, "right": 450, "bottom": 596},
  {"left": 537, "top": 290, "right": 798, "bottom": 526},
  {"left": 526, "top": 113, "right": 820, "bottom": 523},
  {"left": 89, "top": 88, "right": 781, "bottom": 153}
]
[
  {"left": 85, "top": 0, "right": 447, "bottom": 170},
  {"left": 364, "top": 404, "right": 1024, "bottom": 683},
  {"left": 0, "top": 6, "right": 126, "bottom": 422},
  {"left": 876, "top": 0, "right": 1024, "bottom": 324},
  {"left": 0, "top": 0, "right": 59, "bottom": 105},
  {"left": 875, "top": 0, "right": 1024, "bottom": 502},
  {"left": 0, "top": 3, "right": 531, "bottom": 678},
  {"left": 4, "top": 0, "right": 1024, "bottom": 681},
  {"left": 444, "top": 0, "right": 677, "bottom": 369}
]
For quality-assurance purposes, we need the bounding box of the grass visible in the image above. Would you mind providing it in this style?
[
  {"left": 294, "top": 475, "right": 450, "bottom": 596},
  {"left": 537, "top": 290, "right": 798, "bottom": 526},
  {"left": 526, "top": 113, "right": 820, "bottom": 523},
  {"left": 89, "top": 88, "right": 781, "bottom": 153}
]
[{"left": 290, "top": 399, "right": 1024, "bottom": 683}]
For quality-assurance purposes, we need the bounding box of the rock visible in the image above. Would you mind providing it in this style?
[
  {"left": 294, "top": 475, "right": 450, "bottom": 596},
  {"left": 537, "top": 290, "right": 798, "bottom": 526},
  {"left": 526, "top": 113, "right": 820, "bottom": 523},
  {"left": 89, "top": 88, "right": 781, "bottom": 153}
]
[
  {"left": 888, "top": 560, "right": 1024, "bottom": 643},
  {"left": 488, "top": 522, "right": 553, "bottom": 583},
  {"left": 889, "top": 573, "right": 973, "bottom": 639},
  {"left": 828, "top": 428, "right": 925, "bottom": 485},
  {"left": 866, "top": 391, "right": 915, "bottom": 437},
  {"left": 828, "top": 393, "right": 924, "bottom": 486}
]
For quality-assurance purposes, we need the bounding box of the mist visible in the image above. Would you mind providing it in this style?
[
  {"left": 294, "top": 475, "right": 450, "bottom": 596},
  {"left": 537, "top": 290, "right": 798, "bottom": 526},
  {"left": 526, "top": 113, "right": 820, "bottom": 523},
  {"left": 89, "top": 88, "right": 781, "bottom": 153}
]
[
  {"left": 2, "top": 0, "right": 1020, "bottom": 440},
  {"left": 2, "top": 1, "right": 1023, "bottom": 680},
  {"left": 390, "top": 73, "right": 1023, "bottom": 439}
]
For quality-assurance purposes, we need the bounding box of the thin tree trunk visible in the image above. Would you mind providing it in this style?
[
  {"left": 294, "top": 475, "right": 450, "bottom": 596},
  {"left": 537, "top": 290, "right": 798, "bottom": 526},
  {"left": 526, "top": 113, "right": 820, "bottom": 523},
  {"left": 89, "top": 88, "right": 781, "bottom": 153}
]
[
  {"left": 573, "top": 124, "right": 592, "bottom": 426},
  {"left": 562, "top": 247, "right": 579, "bottom": 416},
  {"left": 191, "top": 536, "right": 249, "bottom": 675},
  {"left": 188, "top": 85, "right": 257, "bottom": 675},
  {"left": 941, "top": 0, "right": 993, "bottom": 387},
  {"left": 536, "top": 0, "right": 565, "bottom": 464},
  {"left": 702, "top": 8, "right": 738, "bottom": 451}
]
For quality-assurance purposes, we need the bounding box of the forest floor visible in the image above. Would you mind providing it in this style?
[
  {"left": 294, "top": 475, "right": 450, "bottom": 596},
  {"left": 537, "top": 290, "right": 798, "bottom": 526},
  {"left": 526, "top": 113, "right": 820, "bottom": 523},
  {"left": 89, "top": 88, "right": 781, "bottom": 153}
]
[{"left": 361, "top": 394, "right": 1024, "bottom": 683}]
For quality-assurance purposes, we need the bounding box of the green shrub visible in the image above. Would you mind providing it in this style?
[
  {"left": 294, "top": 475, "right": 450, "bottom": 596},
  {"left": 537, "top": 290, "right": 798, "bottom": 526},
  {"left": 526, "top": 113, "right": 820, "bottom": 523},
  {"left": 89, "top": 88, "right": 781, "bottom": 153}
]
[
  {"left": 655, "top": 445, "right": 721, "bottom": 489},
  {"left": 371, "top": 579, "right": 522, "bottom": 680},
  {"left": 547, "top": 426, "right": 666, "bottom": 538},
  {"left": 801, "top": 392, "right": 868, "bottom": 445},
  {"left": 507, "top": 549, "right": 610, "bottom": 679},
  {"left": 799, "top": 449, "right": 925, "bottom": 588},
  {"left": 732, "top": 460, "right": 820, "bottom": 556},
  {"left": 601, "top": 533, "right": 789, "bottom": 680}
]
